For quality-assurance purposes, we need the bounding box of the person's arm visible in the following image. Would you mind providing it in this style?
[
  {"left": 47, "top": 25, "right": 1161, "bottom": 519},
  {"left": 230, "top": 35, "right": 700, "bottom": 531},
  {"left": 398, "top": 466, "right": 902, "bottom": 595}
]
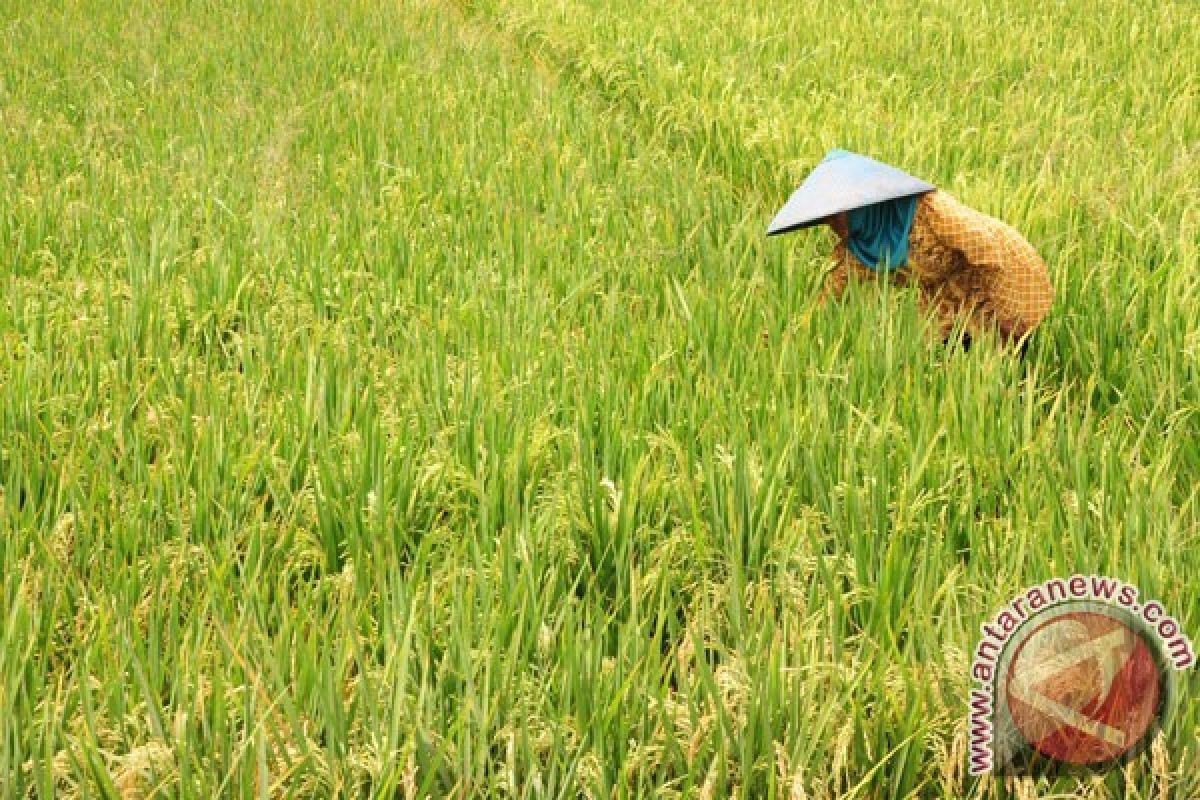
[
  {"left": 917, "top": 290, "right": 967, "bottom": 341},
  {"left": 922, "top": 192, "right": 1055, "bottom": 343},
  {"left": 817, "top": 240, "right": 875, "bottom": 305}
]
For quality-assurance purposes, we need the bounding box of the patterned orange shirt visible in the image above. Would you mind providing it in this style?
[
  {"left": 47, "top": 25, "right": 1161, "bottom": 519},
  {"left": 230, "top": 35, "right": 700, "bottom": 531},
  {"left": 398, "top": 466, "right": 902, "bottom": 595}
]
[{"left": 820, "top": 190, "right": 1055, "bottom": 344}]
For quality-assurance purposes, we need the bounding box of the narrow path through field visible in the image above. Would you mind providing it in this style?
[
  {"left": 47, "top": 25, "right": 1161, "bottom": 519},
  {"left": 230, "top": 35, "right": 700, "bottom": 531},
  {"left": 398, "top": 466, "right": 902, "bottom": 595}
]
[{"left": 446, "top": 0, "right": 782, "bottom": 206}]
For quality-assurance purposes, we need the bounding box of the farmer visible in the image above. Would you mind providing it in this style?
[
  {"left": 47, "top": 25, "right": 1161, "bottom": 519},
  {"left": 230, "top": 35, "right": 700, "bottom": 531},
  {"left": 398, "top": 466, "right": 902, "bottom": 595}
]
[{"left": 768, "top": 149, "right": 1054, "bottom": 352}]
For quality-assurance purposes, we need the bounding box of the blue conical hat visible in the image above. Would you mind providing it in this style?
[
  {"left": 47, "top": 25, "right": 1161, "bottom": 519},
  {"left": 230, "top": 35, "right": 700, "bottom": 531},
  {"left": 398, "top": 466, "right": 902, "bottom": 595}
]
[{"left": 766, "top": 149, "right": 935, "bottom": 236}]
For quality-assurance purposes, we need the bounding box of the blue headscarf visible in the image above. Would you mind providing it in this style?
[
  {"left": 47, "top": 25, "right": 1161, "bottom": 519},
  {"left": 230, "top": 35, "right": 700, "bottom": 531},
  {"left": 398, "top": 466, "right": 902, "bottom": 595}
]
[
  {"left": 846, "top": 196, "right": 919, "bottom": 272},
  {"left": 823, "top": 149, "right": 919, "bottom": 272}
]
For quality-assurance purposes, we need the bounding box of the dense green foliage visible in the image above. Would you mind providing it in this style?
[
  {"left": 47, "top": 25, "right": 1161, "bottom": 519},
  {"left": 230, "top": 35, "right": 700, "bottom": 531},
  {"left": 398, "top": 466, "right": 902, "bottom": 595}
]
[{"left": 1, "top": 0, "right": 1196, "bottom": 796}]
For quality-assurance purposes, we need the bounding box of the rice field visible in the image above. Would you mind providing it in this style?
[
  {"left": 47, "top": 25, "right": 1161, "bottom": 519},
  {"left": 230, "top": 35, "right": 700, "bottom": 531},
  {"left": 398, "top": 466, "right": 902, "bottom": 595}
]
[{"left": 0, "top": 0, "right": 1197, "bottom": 796}]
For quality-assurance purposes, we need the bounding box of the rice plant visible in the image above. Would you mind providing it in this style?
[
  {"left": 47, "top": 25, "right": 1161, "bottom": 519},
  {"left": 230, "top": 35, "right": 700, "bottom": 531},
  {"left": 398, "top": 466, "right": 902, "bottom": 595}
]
[{"left": 0, "top": 0, "right": 1196, "bottom": 796}]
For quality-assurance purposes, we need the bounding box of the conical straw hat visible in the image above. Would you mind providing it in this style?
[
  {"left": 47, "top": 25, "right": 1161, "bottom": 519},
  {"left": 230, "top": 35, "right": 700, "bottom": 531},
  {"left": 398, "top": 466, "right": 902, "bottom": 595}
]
[{"left": 767, "top": 149, "right": 935, "bottom": 236}]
